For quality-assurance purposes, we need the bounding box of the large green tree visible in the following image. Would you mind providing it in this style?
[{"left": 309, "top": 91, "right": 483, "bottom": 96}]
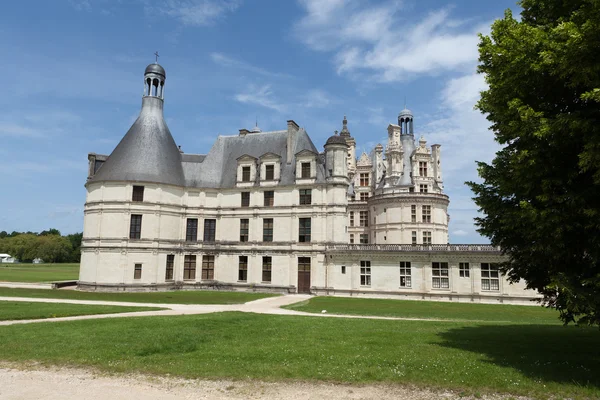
[{"left": 468, "top": 0, "right": 600, "bottom": 325}]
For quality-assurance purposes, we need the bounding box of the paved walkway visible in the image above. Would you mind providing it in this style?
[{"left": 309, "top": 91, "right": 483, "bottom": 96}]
[{"left": 0, "top": 282, "right": 53, "bottom": 289}]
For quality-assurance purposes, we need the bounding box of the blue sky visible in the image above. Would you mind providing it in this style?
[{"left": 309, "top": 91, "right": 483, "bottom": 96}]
[{"left": 0, "top": 0, "right": 520, "bottom": 243}]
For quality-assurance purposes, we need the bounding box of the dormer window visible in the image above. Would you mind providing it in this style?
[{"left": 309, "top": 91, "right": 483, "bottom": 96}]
[
  {"left": 242, "top": 166, "right": 251, "bottom": 182},
  {"left": 265, "top": 165, "right": 274, "bottom": 180},
  {"left": 301, "top": 162, "right": 311, "bottom": 178},
  {"left": 237, "top": 155, "right": 257, "bottom": 187},
  {"left": 258, "top": 153, "right": 281, "bottom": 186},
  {"left": 295, "top": 149, "right": 317, "bottom": 182}
]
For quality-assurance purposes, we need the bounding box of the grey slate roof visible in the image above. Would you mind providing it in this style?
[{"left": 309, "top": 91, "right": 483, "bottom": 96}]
[
  {"left": 399, "top": 134, "right": 416, "bottom": 186},
  {"left": 145, "top": 63, "right": 166, "bottom": 78},
  {"left": 325, "top": 134, "right": 348, "bottom": 145}
]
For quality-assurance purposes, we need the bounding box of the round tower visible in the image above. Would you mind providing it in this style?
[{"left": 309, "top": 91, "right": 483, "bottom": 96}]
[
  {"left": 324, "top": 130, "right": 349, "bottom": 181},
  {"left": 398, "top": 108, "right": 414, "bottom": 135}
]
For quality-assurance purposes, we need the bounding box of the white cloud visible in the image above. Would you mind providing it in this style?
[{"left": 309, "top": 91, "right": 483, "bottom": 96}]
[
  {"left": 453, "top": 229, "right": 468, "bottom": 236},
  {"left": 149, "top": 0, "right": 241, "bottom": 26},
  {"left": 302, "top": 89, "right": 333, "bottom": 108},
  {"left": 210, "top": 53, "right": 293, "bottom": 79},
  {"left": 234, "top": 85, "right": 286, "bottom": 113}
]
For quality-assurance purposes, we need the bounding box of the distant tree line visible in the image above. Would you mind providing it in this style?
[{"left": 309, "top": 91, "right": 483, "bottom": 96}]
[{"left": 0, "top": 230, "right": 82, "bottom": 263}]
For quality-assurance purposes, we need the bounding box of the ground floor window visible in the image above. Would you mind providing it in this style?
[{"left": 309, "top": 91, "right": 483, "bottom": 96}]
[
  {"left": 165, "top": 255, "right": 174, "bottom": 281},
  {"left": 481, "top": 263, "right": 500, "bottom": 291},
  {"left": 459, "top": 262, "right": 470, "bottom": 278},
  {"left": 262, "top": 256, "right": 272, "bottom": 282},
  {"left": 399, "top": 261, "right": 411, "bottom": 288},
  {"left": 360, "top": 261, "right": 371, "bottom": 286},
  {"left": 184, "top": 255, "right": 196, "bottom": 280},
  {"left": 238, "top": 256, "right": 248, "bottom": 282},
  {"left": 134, "top": 263, "right": 142, "bottom": 280},
  {"left": 202, "top": 255, "right": 215, "bottom": 280},
  {"left": 432, "top": 262, "right": 449, "bottom": 289}
]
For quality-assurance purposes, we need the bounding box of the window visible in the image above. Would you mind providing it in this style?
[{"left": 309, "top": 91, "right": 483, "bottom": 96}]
[
  {"left": 263, "top": 218, "right": 273, "bottom": 242},
  {"left": 349, "top": 234, "right": 354, "bottom": 244},
  {"left": 265, "top": 164, "right": 275, "bottom": 180},
  {"left": 165, "top": 255, "right": 174, "bottom": 281},
  {"left": 262, "top": 256, "right": 272, "bottom": 282},
  {"left": 359, "top": 211, "right": 369, "bottom": 227},
  {"left": 241, "top": 192, "right": 250, "bottom": 207},
  {"left": 240, "top": 219, "right": 249, "bottom": 242},
  {"left": 409, "top": 186, "right": 415, "bottom": 193},
  {"left": 242, "top": 166, "right": 251, "bottom": 182},
  {"left": 360, "top": 192, "right": 369, "bottom": 201},
  {"left": 299, "top": 189, "right": 312, "bottom": 205},
  {"left": 202, "top": 255, "right": 215, "bottom": 280},
  {"left": 423, "top": 231, "right": 432, "bottom": 244},
  {"left": 264, "top": 191, "right": 274, "bottom": 207},
  {"left": 301, "top": 162, "right": 311, "bottom": 178},
  {"left": 481, "top": 263, "right": 500, "bottom": 291},
  {"left": 360, "top": 173, "right": 369, "bottom": 187},
  {"left": 399, "top": 261, "right": 411, "bottom": 288},
  {"left": 349, "top": 212, "right": 354, "bottom": 226},
  {"left": 419, "top": 161, "right": 428, "bottom": 177},
  {"left": 341, "top": 266, "right": 346, "bottom": 274},
  {"left": 360, "top": 234, "right": 369, "bottom": 244},
  {"left": 183, "top": 255, "right": 196, "bottom": 280},
  {"left": 132, "top": 185, "right": 144, "bottom": 202},
  {"left": 238, "top": 256, "right": 248, "bottom": 281},
  {"left": 420, "top": 184, "right": 428, "bottom": 193},
  {"left": 298, "top": 257, "right": 311, "bottom": 272},
  {"left": 129, "top": 214, "right": 142, "bottom": 239},
  {"left": 186, "top": 218, "right": 198, "bottom": 242},
  {"left": 299, "top": 218, "right": 311, "bottom": 242},
  {"left": 203, "top": 219, "right": 216, "bottom": 242},
  {"left": 411, "top": 231, "right": 417, "bottom": 245},
  {"left": 134, "top": 263, "right": 142, "bottom": 280},
  {"left": 411, "top": 205, "right": 417, "bottom": 223},
  {"left": 360, "top": 261, "right": 371, "bottom": 286},
  {"left": 459, "top": 262, "right": 470, "bottom": 278},
  {"left": 432, "top": 262, "right": 449, "bottom": 289},
  {"left": 422, "top": 205, "right": 431, "bottom": 223}
]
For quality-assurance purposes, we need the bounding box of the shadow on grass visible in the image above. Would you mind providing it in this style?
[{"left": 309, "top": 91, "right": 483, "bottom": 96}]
[{"left": 437, "top": 324, "right": 600, "bottom": 389}]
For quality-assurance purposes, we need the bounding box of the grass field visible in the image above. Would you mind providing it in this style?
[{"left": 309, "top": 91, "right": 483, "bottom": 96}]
[
  {"left": 0, "top": 287, "right": 278, "bottom": 304},
  {"left": 0, "top": 301, "right": 163, "bottom": 321},
  {"left": 0, "top": 312, "right": 597, "bottom": 399},
  {"left": 285, "top": 296, "right": 561, "bottom": 324},
  {"left": 0, "top": 263, "right": 79, "bottom": 282}
]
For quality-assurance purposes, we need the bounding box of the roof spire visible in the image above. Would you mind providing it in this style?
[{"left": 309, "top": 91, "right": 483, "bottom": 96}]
[
  {"left": 340, "top": 115, "right": 351, "bottom": 137},
  {"left": 154, "top": 51, "right": 160, "bottom": 63}
]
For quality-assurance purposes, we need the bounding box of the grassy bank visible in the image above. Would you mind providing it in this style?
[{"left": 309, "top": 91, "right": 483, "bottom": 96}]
[
  {"left": 0, "top": 263, "right": 79, "bottom": 282},
  {"left": 0, "top": 301, "right": 163, "bottom": 321}
]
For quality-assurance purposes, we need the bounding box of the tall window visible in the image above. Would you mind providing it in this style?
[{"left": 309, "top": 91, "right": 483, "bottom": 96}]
[
  {"left": 299, "top": 218, "right": 311, "bottom": 242},
  {"left": 481, "top": 263, "right": 500, "bottom": 291},
  {"left": 203, "top": 219, "right": 216, "bottom": 242},
  {"left": 301, "top": 162, "right": 311, "bottom": 178},
  {"left": 411, "top": 231, "right": 417, "bottom": 245},
  {"left": 432, "top": 262, "right": 449, "bottom": 289},
  {"left": 360, "top": 173, "right": 369, "bottom": 187},
  {"left": 265, "top": 164, "right": 275, "bottom": 180},
  {"left": 399, "top": 261, "right": 411, "bottom": 288},
  {"left": 359, "top": 211, "right": 369, "bottom": 227},
  {"left": 183, "top": 255, "right": 196, "bottom": 280},
  {"left": 360, "top": 261, "right": 371, "bottom": 286},
  {"left": 238, "top": 256, "right": 248, "bottom": 281},
  {"left": 134, "top": 263, "right": 142, "bottom": 280},
  {"left": 242, "top": 166, "right": 251, "bottom": 182},
  {"left": 459, "top": 262, "right": 470, "bottom": 278},
  {"left": 360, "top": 192, "right": 369, "bottom": 201},
  {"left": 165, "top": 255, "right": 174, "bottom": 281},
  {"left": 420, "top": 184, "right": 428, "bottom": 193},
  {"left": 202, "top": 255, "right": 215, "bottom": 280},
  {"left": 299, "top": 189, "right": 312, "bottom": 205},
  {"left": 360, "top": 234, "right": 369, "bottom": 244},
  {"left": 129, "top": 215, "right": 142, "bottom": 239},
  {"left": 349, "top": 212, "right": 354, "bottom": 226},
  {"left": 349, "top": 234, "right": 354, "bottom": 244},
  {"left": 186, "top": 218, "right": 198, "bottom": 242},
  {"left": 410, "top": 205, "right": 417, "bottom": 223},
  {"left": 241, "top": 192, "right": 250, "bottom": 207},
  {"left": 422, "top": 205, "right": 431, "bottom": 223},
  {"left": 262, "top": 256, "right": 272, "bottom": 282},
  {"left": 240, "top": 219, "right": 249, "bottom": 242},
  {"left": 423, "top": 231, "right": 432, "bottom": 244},
  {"left": 264, "top": 190, "right": 274, "bottom": 207},
  {"left": 263, "top": 218, "right": 273, "bottom": 242},
  {"left": 132, "top": 185, "right": 144, "bottom": 202},
  {"left": 419, "top": 161, "right": 428, "bottom": 177}
]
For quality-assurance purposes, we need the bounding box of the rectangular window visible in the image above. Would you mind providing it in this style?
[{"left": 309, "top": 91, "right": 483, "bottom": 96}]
[
  {"left": 242, "top": 166, "right": 251, "bottom": 182},
  {"left": 419, "top": 161, "right": 428, "bottom": 177},
  {"left": 399, "top": 261, "right": 411, "bottom": 288},
  {"left": 301, "top": 162, "right": 311, "bottom": 178},
  {"left": 360, "top": 234, "right": 369, "bottom": 244},
  {"left": 411, "top": 205, "right": 417, "bottom": 223},
  {"left": 360, "top": 173, "right": 369, "bottom": 187},
  {"left": 481, "top": 263, "right": 500, "bottom": 291},
  {"left": 264, "top": 190, "right": 274, "bottom": 207},
  {"left": 203, "top": 219, "right": 216, "bottom": 242},
  {"left": 263, "top": 218, "right": 273, "bottom": 242},
  {"left": 202, "top": 255, "right": 215, "bottom": 280},
  {"left": 165, "top": 255, "right": 174, "bottom": 281},
  {"left": 298, "top": 257, "right": 311, "bottom": 272},
  {"left": 349, "top": 211, "right": 354, "bottom": 226},
  {"left": 134, "top": 263, "right": 142, "bottom": 280},
  {"left": 241, "top": 192, "right": 250, "bottom": 207},
  {"left": 423, "top": 231, "right": 432, "bottom": 244},
  {"left": 183, "top": 255, "right": 196, "bottom": 280},
  {"left": 422, "top": 205, "right": 431, "bottom": 223},
  {"left": 132, "top": 185, "right": 144, "bottom": 202},
  {"left": 238, "top": 256, "right": 248, "bottom": 281},
  {"left": 360, "top": 192, "right": 369, "bottom": 201},
  {"left": 186, "top": 218, "right": 198, "bottom": 242},
  {"left": 299, "top": 189, "right": 312, "bottom": 205},
  {"left": 411, "top": 231, "right": 417, "bottom": 245},
  {"left": 129, "top": 214, "right": 142, "bottom": 239},
  {"left": 432, "top": 262, "right": 449, "bottom": 289},
  {"left": 360, "top": 261, "right": 371, "bottom": 286},
  {"left": 240, "top": 219, "right": 249, "bottom": 242},
  {"left": 459, "top": 262, "right": 470, "bottom": 278},
  {"left": 341, "top": 265, "right": 346, "bottom": 274},
  {"left": 265, "top": 164, "right": 275, "bottom": 180},
  {"left": 359, "top": 211, "right": 369, "bottom": 227},
  {"left": 262, "top": 256, "right": 272, "bottom": 282},
  {"left": 420, "top": 184, "right": 428, "bottom": 193},
  {"left": 299, "top": 218, "right": 311, "bottom": 243},
  {"left": 349, "top": 234, "right": 354, "bottom": 244}
]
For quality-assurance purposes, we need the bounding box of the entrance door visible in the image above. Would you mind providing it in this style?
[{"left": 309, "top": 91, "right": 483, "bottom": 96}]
[{"left": 297, "top": 257, "right": 311, "bottom": 294}]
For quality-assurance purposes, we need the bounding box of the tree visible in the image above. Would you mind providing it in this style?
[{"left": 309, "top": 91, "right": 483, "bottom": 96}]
[
  {"left": 468, "top": 0, "right": 600, "bottom": 325},
  {"left": 36, "top": 235, "right": 72, "bottom": 263},
  {"left": 66, "top": 233, "right": 83, "bottom": 262},
  {"left": 39, "top": 228, "right": 61, "bottom": 236}
]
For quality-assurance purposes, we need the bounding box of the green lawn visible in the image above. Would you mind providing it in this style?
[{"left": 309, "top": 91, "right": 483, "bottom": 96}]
[
  {"left": 0, "top": 287, "right": 278, "bottom": 304},
  {"left": 0, "top": 301, "right": 163, "bottom": 321},
  {"left": 0, "top": 263, "right": 79, "bottom": 282},
  {"left": 0, "top": 312, "right": 597, "bottom": 399},
  {"left": 284, "top": 296, "right": 561, "bottom": 324}
]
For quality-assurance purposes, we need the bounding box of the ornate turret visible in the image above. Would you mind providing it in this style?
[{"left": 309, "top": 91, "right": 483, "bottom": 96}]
[
  {"left": 325, "top": 130, "right": 349, "bottom": 182},
  {"left": 398, "top": 107, "right": 414, "bottom": 135},
  {"left": 340, "top": 115, "right": 351, "bottom": 137}
]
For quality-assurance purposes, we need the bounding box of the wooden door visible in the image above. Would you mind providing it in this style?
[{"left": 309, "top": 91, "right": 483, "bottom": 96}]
[{"left": 297, "top": 257, "right": 311, "bottom": 294}]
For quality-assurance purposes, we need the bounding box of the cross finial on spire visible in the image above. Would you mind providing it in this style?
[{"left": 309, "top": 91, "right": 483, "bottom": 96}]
[
  {"left": 334, "top": 130, "right": 338, "bottom": 135},
  {"left": 404, "top": 96, "right": 406, "bottom": 109},
  {"left": 154, "top": 51, "right": 160, "bottom": 62}
]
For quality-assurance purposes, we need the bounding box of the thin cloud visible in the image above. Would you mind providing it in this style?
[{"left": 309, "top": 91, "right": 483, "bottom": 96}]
[
  {"left": 147, "top": 0, "right": 241, "bottom": 26},
  {"left": 234, "top": 85, "right": 286, "bottom": 113},
  {"left": 210, "top": 53, "right": 294, "bottom": 79}
]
